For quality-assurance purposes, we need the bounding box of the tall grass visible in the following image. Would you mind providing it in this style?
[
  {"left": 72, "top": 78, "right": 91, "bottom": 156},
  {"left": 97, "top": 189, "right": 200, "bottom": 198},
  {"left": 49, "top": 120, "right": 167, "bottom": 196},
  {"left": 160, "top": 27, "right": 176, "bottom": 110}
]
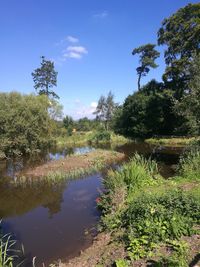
[
  {"left": 178, "top": 140, "right": 200, "bottom": 180},
  {"left": 146, "top": 137, "right": 199, "bottom": 146}
]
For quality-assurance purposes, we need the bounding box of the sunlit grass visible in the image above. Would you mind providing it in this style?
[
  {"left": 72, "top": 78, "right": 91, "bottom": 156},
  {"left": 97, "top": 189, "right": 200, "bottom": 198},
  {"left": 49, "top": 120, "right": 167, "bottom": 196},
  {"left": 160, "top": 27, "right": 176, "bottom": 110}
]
[
  {"left": 55, "top": 131, "right": 129, "bottom": 147},
  {"left": 145, "top": 136, "right": 200, "bottom": 146}
]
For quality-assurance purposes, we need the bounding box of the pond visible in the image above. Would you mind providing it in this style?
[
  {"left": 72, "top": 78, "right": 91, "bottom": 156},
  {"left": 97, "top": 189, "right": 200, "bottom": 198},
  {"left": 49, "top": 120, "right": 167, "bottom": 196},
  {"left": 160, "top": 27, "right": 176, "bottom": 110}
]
[{"left": 0, "top": 142, "right": 184, "bottom": 266}]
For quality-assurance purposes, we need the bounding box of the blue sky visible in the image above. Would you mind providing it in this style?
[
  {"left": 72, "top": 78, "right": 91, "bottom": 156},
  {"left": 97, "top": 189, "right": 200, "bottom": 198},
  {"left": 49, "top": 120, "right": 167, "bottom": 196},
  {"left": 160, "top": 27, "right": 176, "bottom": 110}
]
[{"left": 0, "top": 0, "right": 198, "bottom": 119}]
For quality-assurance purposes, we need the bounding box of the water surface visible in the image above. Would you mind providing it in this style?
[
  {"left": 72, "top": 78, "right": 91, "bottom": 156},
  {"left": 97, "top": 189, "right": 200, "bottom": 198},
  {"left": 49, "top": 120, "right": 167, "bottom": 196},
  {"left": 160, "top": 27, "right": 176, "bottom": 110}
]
[{"left": 0, "top": 141, "right": 184, "bottom": 265}]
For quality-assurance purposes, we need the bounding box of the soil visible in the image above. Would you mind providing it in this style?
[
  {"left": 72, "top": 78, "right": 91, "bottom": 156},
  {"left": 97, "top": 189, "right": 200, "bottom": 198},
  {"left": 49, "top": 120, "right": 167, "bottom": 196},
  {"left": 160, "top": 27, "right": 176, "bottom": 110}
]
[
  {"left": 59, "top": 232, "right": 126, "bottom": 267},
  {"left": 60, "top": 233, "right": 200, "bottom": 267}
]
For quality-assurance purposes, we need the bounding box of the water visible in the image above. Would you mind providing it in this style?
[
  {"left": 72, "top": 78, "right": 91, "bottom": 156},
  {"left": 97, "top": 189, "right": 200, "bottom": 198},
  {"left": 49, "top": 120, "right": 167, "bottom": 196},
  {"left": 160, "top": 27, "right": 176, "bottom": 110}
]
[
  {"left": 1, "top": 174, "right": 101, "bottom": 266},
  {"left": 0, "top": 142, "right": 184, "bottom": 265}
]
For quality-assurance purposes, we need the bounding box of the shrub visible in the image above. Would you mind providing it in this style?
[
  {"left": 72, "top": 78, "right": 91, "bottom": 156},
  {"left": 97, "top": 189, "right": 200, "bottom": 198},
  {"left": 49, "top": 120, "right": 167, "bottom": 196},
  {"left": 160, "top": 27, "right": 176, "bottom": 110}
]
[
  {"left": 178, "top": 140, "right": 200, "bottom": 179},
  {"left": 124, "top": 189, "right": 200, "bottom": 260},
  {"left": 98, "top": 153, "right": 200, "bottom": 263},
  {"left": 0, "top": 92, "right": 54, "bottom": 157},
  {"left": 90, "top": 131, "right": 111, "bottom": 143}
]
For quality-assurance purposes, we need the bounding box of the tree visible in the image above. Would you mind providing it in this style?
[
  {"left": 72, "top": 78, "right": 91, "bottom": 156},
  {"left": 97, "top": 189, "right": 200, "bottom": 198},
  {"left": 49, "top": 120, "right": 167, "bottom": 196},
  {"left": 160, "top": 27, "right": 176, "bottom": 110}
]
[
  {"left": 112, "top": 80, "right": 178, "bottom": 138},
  {"left": 158, "top": 3, "right": 200, "bottom": 98},
  {"left": 32, "top": 56, "right": 59, "bottom": 99},
  {"left": 132, "top": 44, "right": 160, "bottom": 90},
  {"left": 175, "top": 54, "right": 200, "bottom": 135},
  {"left": 94, "top": 91, "right": 117, "bottom": 130},
  {"left": 0, "top": 93, "right": 54, "bottom": 158},
  {"left": 63, "top": 115, "right": 74, "bottom": 129}
]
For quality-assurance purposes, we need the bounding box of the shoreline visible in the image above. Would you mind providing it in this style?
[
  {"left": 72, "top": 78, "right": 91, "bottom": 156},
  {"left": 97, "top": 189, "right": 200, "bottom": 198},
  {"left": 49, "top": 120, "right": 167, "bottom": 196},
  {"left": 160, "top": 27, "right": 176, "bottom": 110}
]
[{"left": 16, "top": 149, "right": 125, "bottom": 182}]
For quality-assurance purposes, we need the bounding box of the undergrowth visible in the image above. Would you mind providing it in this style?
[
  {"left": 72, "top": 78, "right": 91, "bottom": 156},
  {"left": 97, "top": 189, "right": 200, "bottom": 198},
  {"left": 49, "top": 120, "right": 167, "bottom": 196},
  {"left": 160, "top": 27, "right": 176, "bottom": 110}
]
[{"left": 97, "top": 151, "right": 200, "bottom": 266}]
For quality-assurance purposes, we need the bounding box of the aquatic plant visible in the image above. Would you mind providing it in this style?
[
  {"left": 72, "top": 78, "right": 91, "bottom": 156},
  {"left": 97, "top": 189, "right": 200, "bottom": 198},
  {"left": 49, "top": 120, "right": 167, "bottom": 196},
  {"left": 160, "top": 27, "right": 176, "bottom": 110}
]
[{"left": 0, "top": 221, "right": 24, "bottom": 267}]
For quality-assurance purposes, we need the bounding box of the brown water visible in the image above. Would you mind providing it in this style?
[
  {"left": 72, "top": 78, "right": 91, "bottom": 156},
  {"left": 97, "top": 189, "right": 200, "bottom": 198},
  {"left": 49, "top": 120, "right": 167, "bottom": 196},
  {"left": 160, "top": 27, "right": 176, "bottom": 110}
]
[{"left": 0, "top": 142, "right": 184, "bottom": 266}]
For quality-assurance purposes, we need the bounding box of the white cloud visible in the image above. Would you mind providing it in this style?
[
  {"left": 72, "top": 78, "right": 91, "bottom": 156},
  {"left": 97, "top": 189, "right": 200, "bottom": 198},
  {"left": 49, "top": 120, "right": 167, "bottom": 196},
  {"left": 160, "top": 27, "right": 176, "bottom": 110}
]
[
  {"left": 93, "top": 11, "right": 108, "bottom": 19},
  {"left": 63, "top": 46, "right": 88, "bottom": 60},
  {"left": 67, "top": 36, "right": 79, "bottom": 43},
  {"left": 55, "top": 35, "right": 79, "bottom": 46},
  {"left": 54, "top": 37, "right": 88, "bottom": 64},
  {"left": 64, "top": 52, "right": 82, "bottom": 59},
  {"left": 90, "top": 102, "right": 97, "bottom": 108},
  {"left": 67, "top": 46, "right": 88, "bottom": 54},
  {"left": 65, "top": 101, "right": 97, "bottom": 119}
]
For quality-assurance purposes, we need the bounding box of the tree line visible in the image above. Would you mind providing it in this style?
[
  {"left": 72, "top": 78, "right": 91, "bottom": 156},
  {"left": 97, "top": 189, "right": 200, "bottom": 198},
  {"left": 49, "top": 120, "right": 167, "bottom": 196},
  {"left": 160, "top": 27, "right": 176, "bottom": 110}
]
[
  {"left": 0, "top": 2, "right": 200, "bottom": 158},
  {"left": 112, "top": 3, "right": 200, "bottom": 138}
]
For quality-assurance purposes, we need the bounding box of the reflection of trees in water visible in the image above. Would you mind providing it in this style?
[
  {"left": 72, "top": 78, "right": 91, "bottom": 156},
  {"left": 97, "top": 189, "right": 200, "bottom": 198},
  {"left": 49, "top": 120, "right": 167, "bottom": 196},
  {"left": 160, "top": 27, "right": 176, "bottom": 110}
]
[
  {"left": 0, "top": 146, "right": 78, "bottom": 179},
  {"left": 0, "top": 181, "right": 67, "bottom": 218}
]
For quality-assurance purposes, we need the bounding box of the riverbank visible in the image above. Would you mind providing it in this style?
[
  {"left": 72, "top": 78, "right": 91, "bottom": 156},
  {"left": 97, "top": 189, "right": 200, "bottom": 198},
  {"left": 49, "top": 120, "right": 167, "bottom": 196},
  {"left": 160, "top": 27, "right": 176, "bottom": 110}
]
[
  {"left": 145, "top": 136, "right": 200, "bottom": 147},
  {"left": 55, "top": 131, "right": 129, "bottom": 147},
  {"left": 16, "top": 149, "right": 125, "bottom": 182},
  {"left": 58, "top": 147, "right": 200, "bottom": 267}
]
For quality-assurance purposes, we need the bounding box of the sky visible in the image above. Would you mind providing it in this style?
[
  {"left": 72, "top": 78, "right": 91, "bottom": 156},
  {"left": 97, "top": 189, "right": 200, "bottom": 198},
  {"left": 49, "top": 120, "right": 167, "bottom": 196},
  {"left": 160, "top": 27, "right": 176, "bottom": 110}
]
[{"left": 0, "top": 0, "right": 198, "bottom": 119}]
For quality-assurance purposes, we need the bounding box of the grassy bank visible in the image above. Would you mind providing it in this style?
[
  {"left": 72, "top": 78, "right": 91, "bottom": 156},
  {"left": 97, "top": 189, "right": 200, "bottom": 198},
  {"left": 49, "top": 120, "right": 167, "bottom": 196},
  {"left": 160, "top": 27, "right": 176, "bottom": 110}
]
[
  {"left": 64, "top": 144, "right": 200, "bottom": 266},
  {"left": 55, "top": 131, "right": 129, "bottom": 147},
  {"left": 16, "top": 149, "right": 125, "bottom": 183},
  {"left": 145, "top": 136, "right": 200, "bottom": 147}
]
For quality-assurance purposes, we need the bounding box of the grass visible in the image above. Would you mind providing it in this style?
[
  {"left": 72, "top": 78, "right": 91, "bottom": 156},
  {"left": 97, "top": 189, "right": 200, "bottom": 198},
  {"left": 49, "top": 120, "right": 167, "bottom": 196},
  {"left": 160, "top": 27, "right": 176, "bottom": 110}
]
[
  {"left": 55, "top": 131, "right": 94, "bottom": 147},
  {"left": 15, "top": 149, "right": 125, "bottom": 184},
  {"left": 55, "top": 131, "right": 129, "bottom": 147},
  {"left": 145, "top": 136, "right": 200, "bottom": 147},
  {"left": 95, "top": 147, "right": 200, "bottom": 266}
]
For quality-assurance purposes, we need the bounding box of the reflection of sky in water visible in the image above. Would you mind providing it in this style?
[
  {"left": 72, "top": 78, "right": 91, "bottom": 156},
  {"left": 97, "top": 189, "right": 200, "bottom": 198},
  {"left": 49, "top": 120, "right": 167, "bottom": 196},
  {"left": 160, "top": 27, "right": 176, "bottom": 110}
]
[
  {"left": 73, "top": 146, "right": 95, "bottom": 155},
  {"left": 48, "top": 146, "right": 94, "bottom": 160},
  {"left": 0, "top": 146, "right": 95, "bottom": 179},
  {"left": 0, "top": 143, "right": 182, "bottom": 180}
]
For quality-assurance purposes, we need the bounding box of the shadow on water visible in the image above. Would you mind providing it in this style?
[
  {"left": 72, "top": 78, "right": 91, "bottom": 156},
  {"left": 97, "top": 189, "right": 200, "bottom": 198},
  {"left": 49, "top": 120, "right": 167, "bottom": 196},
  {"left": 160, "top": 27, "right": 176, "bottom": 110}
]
[
  {"left": 114, "top": 141, "right": 183, "bottom": 178},
  {"left": 0, "top": 141, "right": 184, "bottom": 265}
]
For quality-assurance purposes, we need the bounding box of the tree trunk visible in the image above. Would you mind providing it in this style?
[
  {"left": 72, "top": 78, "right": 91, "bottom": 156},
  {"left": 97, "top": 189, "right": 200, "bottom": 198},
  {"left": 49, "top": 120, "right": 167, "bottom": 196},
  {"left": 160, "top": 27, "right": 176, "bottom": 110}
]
[{"left": 138, "top": 73, "right": 142, "bottom": 91}]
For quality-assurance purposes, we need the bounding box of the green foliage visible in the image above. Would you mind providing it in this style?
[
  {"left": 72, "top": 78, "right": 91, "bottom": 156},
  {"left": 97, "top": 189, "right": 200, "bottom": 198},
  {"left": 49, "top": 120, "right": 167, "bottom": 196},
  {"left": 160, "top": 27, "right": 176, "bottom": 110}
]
[
  {"left": 94, "top": 91, "right": 117, "bottom": 130},
  {"left": 90, "top": 130, "right": 111, "bottom": 143},
  {"left": 115, "top": 3, "right": 200, "bottom": 139},
  {"left": 98, "top": 151, "right": 200, "bottom": 264},
  {"left": 0, "top": 92, "right": 54, "bottom": 157},
  {"left": 132, "top": 44, "right": 160, "bottom": 90},
  {"left": 153, "top": 240, "right": 189, "bottom": 267},
  {"left": 175, "top": 54, "right": 200, "bottom": 135},
  {"left": 63, "top": 115, "right": 74, "bottom": 130},
  {"left": 146, "top": 137, "right": 197, "bottom": 146},
  {"left": 178, "top": 140, "right": 200, "bottom": 179},
  {"left": 115, "top": 259, "right": 129, "bottom": 267},
  {"left": 158, "top": 3, "right": 200, "bottom": 98},
  {"left": 113, "top": 80, "right": 178, "bottom": 138},
  {"left": 98, "top": 154, "right": 160, "bottom": 230},
  {"left": 32, "top": 56, "right": 59, "bottom": 99}
]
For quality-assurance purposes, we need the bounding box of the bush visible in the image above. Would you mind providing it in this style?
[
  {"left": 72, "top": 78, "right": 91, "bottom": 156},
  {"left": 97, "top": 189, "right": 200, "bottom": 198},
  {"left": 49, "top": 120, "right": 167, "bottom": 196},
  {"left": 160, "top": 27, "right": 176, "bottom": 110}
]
[
  {"left": 98, "top": 153, "right": 200, "bottom": 263},
  {"left": 0, "top": 92, "right": 54, "bottom": 157},
  {"left": 90, "top": 130, "right": 111, "bottom": 143}
]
